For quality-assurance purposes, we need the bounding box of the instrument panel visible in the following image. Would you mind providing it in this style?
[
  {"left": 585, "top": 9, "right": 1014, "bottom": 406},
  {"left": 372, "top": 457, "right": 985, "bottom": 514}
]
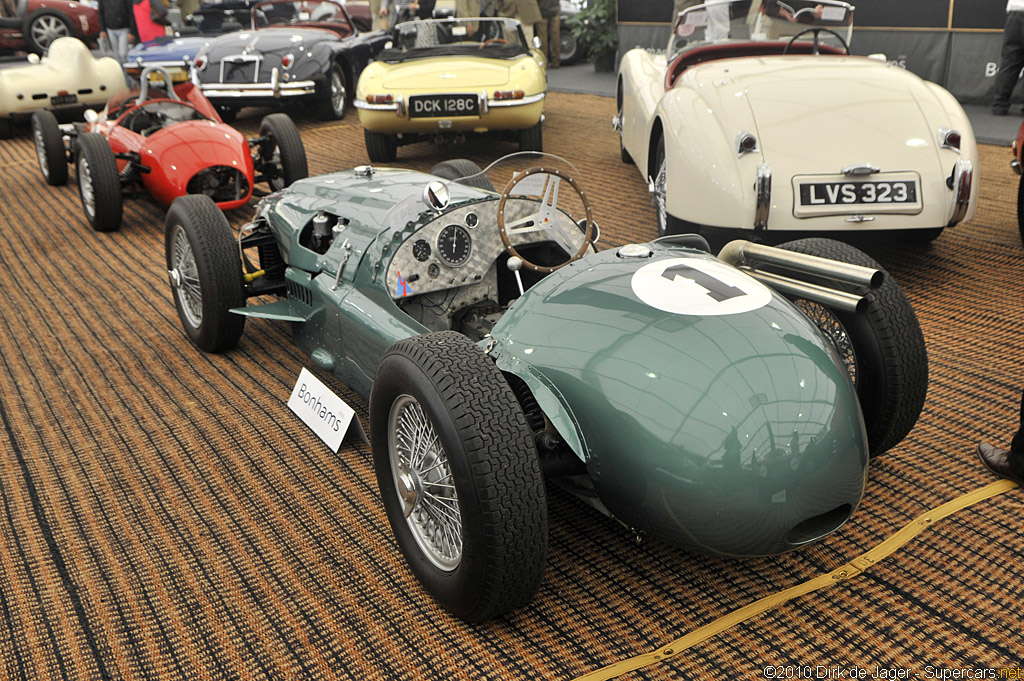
[{"left": 386, "top": 198, "right": 584, "bottom": 300}]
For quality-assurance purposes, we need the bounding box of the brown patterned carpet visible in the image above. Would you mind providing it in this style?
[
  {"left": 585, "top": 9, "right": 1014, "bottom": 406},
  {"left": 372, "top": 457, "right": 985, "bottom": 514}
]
[{"left": 0, "top": 92, "right": 1022, "bottom": 680}]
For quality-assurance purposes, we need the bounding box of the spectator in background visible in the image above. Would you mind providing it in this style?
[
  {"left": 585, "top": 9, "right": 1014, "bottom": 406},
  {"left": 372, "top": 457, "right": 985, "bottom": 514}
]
[
  {"left": 992, "top": 0, "right": 1024, "bottom": 115},
  {"left": 536, "top": 0, "right": 559, "bottom": 67},
  {"left": 99, "top": 0, "right": 136, "bottom": 63},
  {"left": 132, "top": 0, "right": 169, "bottom": 43},
  {"left": 381, "top": 0, "right": 437, "bottom": 27},
  {"left": 496, "top": 0, "right": 540, "bottom": 42}
]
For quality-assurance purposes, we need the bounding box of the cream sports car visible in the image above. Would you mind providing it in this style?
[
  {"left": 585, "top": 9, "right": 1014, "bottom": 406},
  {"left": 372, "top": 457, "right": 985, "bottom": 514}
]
[
  {"left": 615, "top": 0, "right": 978, "bottom": 243},
  {"left": 355, "top": 16, "right": 546, "bottom": 162},
  {"left": 0, "top": 37, "right": 125, "bottom": 139}
]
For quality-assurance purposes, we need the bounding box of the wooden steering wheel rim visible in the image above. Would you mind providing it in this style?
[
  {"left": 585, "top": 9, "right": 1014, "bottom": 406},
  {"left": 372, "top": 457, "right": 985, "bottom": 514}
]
[
  {"left": 496, "top": 166, "right": 594, "bottom": 273},
  {"left": 479, "top": 37, "right": 510, "bottom": 48}
]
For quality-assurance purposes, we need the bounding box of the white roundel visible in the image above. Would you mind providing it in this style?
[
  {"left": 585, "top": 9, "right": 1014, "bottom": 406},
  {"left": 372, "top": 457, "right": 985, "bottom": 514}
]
[{"left": 630, "top": 257, "right": 773, "bottom": 316}]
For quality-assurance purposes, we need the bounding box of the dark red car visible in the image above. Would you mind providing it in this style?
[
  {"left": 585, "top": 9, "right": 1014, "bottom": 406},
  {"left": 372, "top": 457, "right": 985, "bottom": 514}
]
[{"left": 0, "top": 0, "right": 100, "bottom": 54}]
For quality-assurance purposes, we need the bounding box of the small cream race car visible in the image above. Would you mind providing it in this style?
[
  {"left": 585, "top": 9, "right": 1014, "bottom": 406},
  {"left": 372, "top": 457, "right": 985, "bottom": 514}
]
[
  {"left": 0, "top": 37, "right": 125, "bottom": 139},
  {"left": 355, "top": 16, "right": 546, "bottom": 162},
  {"left": 615, "top": 0, "right": 978, "bottom": 243}
]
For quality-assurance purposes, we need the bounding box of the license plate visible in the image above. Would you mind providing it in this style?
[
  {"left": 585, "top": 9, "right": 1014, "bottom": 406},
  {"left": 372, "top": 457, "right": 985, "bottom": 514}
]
[
  {"left": 147, "top": 70, "right": 188, "bottom": 84},
  {"left": 50, "top": 93, "right": 78, "bottom": 106},
  {"left": 792, "top": 173, "right": 922, "bottom": 217},
  {"left": 409, "top": 94, "right": 479, "bottom": 118}
]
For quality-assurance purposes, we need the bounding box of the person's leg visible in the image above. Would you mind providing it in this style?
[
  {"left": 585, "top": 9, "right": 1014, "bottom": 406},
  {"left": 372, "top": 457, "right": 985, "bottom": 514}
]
[
  {"left": 992, "top": 13, "right": 1024, "bottom": 114},
  {"left": 535, "top": 17, "right": 548, "bottom": 60},
  {"left": 547, "top": 15, "right": 559, "bottom": 67},
  {"left": 111, "top": 27, "right": 130, "bottom": 64}
]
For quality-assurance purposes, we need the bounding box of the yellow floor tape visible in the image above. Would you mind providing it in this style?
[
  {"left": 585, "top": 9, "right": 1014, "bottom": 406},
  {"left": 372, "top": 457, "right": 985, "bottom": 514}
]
[{"left": 574, "top": 480, "right": 1019, "bottom": 681}]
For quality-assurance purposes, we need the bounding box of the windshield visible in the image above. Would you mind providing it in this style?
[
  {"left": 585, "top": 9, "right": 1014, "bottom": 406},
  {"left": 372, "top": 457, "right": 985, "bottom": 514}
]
[
  {"left": 378, "top": 18, "right": 529, "bottom": 62},
  {"left": 189, "top": 7, "right": 253, "bottom": 33},
  {"left": 667, "top": 0, "right": 854, "bottom": 63},
  {"left": 251, "top": 0, "right": 353, "bottom": 31}
]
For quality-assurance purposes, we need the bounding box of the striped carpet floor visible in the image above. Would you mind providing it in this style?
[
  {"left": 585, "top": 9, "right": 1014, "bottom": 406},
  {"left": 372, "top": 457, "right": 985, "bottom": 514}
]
[{"left": 0, "top": 92, "right": 1021, "bottom": 680}]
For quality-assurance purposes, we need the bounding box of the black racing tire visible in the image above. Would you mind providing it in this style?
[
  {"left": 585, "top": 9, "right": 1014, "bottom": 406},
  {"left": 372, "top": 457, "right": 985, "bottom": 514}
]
[
  {"left": 31, "top": 110, "right": 68, "bottom": 186},
  {"left": 364, "top": 129, "right": 397, "bottom": 163},
  {"left": 216, "top": 105, "right": 239, "bottom": 123},
  {"left": 429, "top": 159, "right": 495, "bottom": 192},
  {"left": 24, "top": 10, "right": 73, "bottom": 54},
  {"left": 75, "top": 132, "right": 122, "bottom": 232},
  {"left": 775, "top": 238, "right": 928, "bottom": 457},
  {"left": 0, "top": 117, "right": 11, "bottom": 140},
  {"left": 653, "top": 139, "right": 685, "bottom": 237},
  {"left": 315, "top": 63, "right": 348, "bottom": 120},
  {"left": 558, "top": 21, "right": 580, "bottom": 64},
  {"left": 896, "top": 227, "right": 944, "bottom": 244},
  {"left": 164, "top": 195, "right": 246, "bottom": 353},
  {"left": 370, "top": 331, "right": 548, "bottom": 622},
  {"left": 518, "top": 120, "right": 543, "bottom": 153},
  {"left": 1017, "top": 174, "right": 1024, "bottom": 245},
  {"left": 258, "top": 113, "right": 308, "bottom": 191}
]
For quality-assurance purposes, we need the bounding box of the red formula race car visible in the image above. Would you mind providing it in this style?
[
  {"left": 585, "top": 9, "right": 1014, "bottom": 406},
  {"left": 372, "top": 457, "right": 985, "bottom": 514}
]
[{"left": 30, "top": 65, "right": 308, "bottom": 231}]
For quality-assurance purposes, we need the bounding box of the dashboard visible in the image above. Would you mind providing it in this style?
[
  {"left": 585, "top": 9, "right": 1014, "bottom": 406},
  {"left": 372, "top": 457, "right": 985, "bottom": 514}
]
[{"left": 385, "top": 197, "right": 588, "bottom": 300}]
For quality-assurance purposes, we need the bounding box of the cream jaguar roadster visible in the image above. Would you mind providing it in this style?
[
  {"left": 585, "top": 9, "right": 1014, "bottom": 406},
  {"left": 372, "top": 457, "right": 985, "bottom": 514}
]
[{"left": 615, "top": 0, "right": 978, "bottom": 243}]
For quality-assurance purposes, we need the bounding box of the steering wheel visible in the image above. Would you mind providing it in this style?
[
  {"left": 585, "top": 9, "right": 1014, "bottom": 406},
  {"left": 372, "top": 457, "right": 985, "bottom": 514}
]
[
  {"left": 479, "top": 37, "right": 510, "bottom": 49},
  {"left": 782, "top": 27, "right": 849, "bottom": 56},
  {"left": 496, "top": 167, "right": 594, "bottom": 273}
]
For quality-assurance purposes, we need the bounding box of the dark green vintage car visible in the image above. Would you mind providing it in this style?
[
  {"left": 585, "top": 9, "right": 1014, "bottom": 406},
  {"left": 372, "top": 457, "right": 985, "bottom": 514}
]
[{"left": 164, "top": 154, "right": 927, "bottom": 621}]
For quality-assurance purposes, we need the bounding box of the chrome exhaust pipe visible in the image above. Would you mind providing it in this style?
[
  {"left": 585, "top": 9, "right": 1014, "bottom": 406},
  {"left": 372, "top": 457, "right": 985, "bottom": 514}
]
[
  {"left": 718, "top": 240, "right": 883, "bottom": 290},
  {"left": 741, "top": 268, "right": 866, "bottom": 313}
]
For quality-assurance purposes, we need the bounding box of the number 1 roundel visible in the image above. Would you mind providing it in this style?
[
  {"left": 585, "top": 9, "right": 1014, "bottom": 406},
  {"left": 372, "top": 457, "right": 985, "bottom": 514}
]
[{"left": 630, "top": 257, "right": 773, "bottom": 316}]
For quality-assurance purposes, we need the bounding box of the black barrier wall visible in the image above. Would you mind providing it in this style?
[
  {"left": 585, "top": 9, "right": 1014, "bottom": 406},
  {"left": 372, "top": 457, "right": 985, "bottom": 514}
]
[{"left": 616, "top": 0, "right": 1014, "bottom": 104}]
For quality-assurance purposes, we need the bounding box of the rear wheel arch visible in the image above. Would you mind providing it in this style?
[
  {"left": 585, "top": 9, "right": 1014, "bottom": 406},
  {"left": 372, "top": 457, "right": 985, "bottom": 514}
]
[{"left": 647, "top": 118, "right": 665, "bottom": 183}]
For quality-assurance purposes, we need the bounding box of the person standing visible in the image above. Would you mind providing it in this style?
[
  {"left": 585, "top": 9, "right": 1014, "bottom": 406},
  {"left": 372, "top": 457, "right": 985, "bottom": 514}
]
[
  {"left": 977, "top": 388, "right": 1024, "bottom": 485},
  {"left": 516, "top": 0, "right": 541, "bottom": 42},
  {"left": 132, "top": 0, "right": 169, "bottom": 43},
  {"left": 536, "top": 0, "right": 559, "bottom": 67},
  {"left": 98, "top": 0, "right": 136, "bottom": 63},
  {"left": 992, "top": 0, "right": 1024, "bottom": 115}
]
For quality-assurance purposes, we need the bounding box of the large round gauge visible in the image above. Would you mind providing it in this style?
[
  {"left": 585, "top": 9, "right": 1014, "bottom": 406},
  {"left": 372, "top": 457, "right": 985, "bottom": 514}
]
[
  {"left": 436, "top": 224, "right": 472, "bottom": 267},
  {"left": 413, "top": 239, "right": 431, "bottom": 262}
]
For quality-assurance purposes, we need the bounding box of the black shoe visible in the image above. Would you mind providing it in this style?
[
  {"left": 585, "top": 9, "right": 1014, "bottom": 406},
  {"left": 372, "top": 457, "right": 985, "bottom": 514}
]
[
  {"left": 977, "top": 442, "right": 1024, "bottom": 485},
  {"left": 992, "top": 106, "right": 1010, "bottom": 116}
]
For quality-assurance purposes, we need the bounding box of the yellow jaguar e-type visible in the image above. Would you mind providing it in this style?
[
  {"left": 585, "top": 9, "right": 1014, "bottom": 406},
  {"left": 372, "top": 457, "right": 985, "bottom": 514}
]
[{"left": 355, "top": 17, "right": 546, "bottom": 162}]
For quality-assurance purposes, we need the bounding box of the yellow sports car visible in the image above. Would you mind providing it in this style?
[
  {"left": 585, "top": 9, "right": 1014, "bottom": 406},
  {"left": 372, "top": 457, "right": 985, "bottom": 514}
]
[{"left": 355, "top": 17, "right": 546, "bottom": 162}]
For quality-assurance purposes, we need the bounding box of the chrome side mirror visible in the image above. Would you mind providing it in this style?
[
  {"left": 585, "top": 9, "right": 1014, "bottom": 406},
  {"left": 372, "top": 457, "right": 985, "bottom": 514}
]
[
  {"left": 423, "top": 181, "right": 450, "bottom": 212},
  {"left": 27, "top": 53, "right": 41, "bottom": 64},
  {"left": 84, "top": 109, "right": 99, "bottom": 124},
  {"left": 533, "top": 36, "right": 542, "bottom": 50}
]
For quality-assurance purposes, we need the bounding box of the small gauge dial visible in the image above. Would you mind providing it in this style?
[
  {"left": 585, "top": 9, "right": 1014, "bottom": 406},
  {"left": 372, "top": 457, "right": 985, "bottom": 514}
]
[
  {"left": 436, "top": 224, "right": 472, "bottom": 267},
  {"left": 413, "top": 239, "right": 432, "bottom": 262},
  {"left": 427, "top": 263, "right": 440, "bottom": 279},
  {"left": 465, "top": 212, "right": 479, "bottom": 228}
]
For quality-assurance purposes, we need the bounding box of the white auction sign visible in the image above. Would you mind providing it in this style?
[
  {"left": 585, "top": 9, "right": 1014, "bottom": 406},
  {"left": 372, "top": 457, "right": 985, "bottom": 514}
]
[{"left": 287, "top": 367, "right": 359, "bottom": 452}]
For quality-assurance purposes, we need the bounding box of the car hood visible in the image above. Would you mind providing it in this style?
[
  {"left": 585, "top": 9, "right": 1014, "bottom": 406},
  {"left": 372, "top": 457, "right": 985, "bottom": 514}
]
[
  {"left": 200, "top": 27, "right": 339, "bottom": 62},
  {"left": 488, "top": 244, "right": 868, "bottom": 556},
  {"left": 126, "top": 35, "right": 212, "bottom": 64},
  {"left": 380, "top": 58, "right": 515, "bottom": 89},
  {"left": 688, "top": 56, "right": 943, "bottom": 174}
]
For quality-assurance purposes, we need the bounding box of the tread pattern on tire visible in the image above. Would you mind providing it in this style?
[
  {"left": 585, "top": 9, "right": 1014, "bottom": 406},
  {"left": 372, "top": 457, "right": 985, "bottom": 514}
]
[
  {"left": 429, "top": 159, "right": 495, "bottom": 192},
  {"left": 76, "top": 132, "right": 123, "bottom": 232},
  {"left": 372, "top": 331, "right": 547, "bottom": 621},
  {"left": 777, "top": 238, "right": 928, "bottom": 456},
  {"left": 164, "top": 195, "right": 245, "bottom": 353},
  {"left": 33, "top": 111, "right": 68, "bottom": 186}
]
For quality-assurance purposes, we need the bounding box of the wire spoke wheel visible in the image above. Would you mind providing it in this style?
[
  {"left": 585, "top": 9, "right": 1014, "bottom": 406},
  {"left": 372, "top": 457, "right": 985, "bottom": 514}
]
[
  {"left": 33, "top": 124, "right": 49, "bottom": 177},
  {"left": 78, "top": 157, "right": 95, "bottom": 218},
  {"left": 170, "top": 225, "right": 203, "bottom": 328},
  {"left": 388, "top": 394, "right": 462, "bottom": 571},
  {"left": 795, "top": 299, "right": 857, "bottom": 386},
  {"left": 654, "top": 153, "right": 668, "bottom": 235}
]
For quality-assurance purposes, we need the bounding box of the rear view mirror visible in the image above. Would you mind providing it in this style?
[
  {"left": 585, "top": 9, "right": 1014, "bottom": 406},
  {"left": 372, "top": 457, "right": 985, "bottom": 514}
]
[
  {"left": 423, "top": 181, "right": 450, "bottom": 211},
  {"left": 84, "top": 109, "right": 99, "bottom": 124}
]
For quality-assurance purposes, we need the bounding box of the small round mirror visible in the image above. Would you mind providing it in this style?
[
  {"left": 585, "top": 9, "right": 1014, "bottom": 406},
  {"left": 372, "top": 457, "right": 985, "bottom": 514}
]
[
  {"left": 532, "top": 35, "right": 542, "bottom": 50},
  {"left": 83, "top": 109, "right": 99, "bottom": 124},
  {"left": 423, "top": 181, "right": 450, "bottom": 211},
  {"left": 27, "top": 53, "right": 41, "bottom": 64}
]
